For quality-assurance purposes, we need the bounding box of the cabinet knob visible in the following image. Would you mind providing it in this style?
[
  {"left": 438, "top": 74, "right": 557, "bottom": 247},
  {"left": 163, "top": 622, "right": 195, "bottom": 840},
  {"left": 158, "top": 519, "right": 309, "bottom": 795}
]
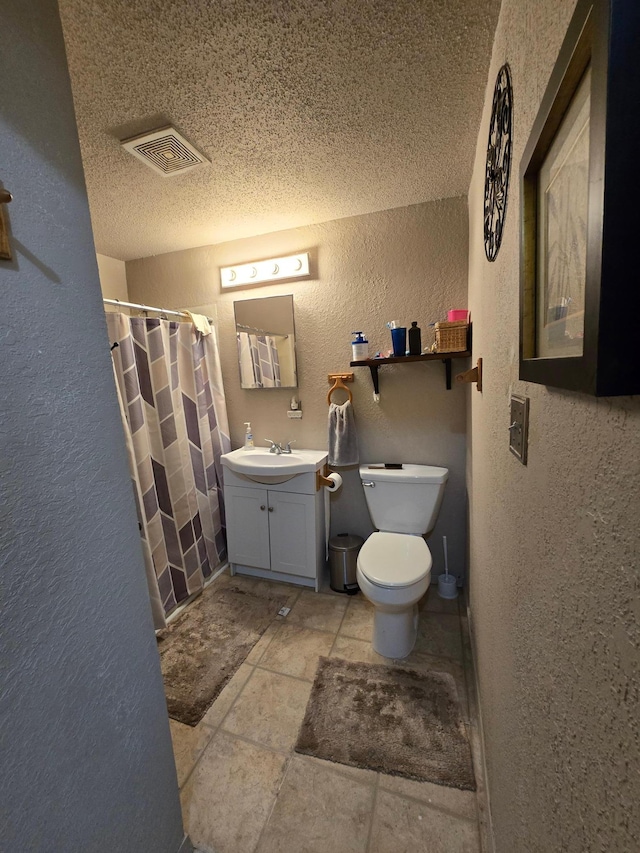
[
  {"left": 260, "top": 505, "right": 266, "bottom": 511},
  {"left": 268, "top": 506, "right": 274, "bottom": 512}
]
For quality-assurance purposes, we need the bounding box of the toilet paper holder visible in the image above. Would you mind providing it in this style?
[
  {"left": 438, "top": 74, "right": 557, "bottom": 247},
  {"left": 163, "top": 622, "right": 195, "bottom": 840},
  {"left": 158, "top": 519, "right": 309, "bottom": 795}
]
[{"left": 316, "top": 464, "right": 341, "bottom": 491}]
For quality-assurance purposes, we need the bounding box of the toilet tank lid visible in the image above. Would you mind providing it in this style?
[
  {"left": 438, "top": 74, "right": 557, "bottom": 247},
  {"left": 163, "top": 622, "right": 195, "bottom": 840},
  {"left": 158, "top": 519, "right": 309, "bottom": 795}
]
[{"left": 359, "top": 464, "right": 449, "bottom": 484}]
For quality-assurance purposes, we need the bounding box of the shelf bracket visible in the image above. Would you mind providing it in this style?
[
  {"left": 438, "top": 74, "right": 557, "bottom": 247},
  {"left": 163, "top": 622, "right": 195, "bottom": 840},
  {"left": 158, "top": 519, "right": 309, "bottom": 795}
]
[
  {"left": 455, "top": 358, "right": 483, "bottom": 391},
  {"left": 443, "top": 359, "right": 452, "bottom": 390},
  {"left": 368, "top": 364, "right": 381, "bottom": 402}
]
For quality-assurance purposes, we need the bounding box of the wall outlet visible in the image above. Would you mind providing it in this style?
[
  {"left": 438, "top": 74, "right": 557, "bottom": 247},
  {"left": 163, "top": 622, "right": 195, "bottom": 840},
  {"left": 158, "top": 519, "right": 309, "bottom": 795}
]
[{"left": 287, "top": 410, "right": 302, "bottom": 419}]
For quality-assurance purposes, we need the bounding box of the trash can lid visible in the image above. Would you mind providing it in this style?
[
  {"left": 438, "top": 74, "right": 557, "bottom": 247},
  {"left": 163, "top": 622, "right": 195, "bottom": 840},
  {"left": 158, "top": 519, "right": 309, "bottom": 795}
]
[{"left": 329, "top": 534, "right": 364, "bottom": 552}]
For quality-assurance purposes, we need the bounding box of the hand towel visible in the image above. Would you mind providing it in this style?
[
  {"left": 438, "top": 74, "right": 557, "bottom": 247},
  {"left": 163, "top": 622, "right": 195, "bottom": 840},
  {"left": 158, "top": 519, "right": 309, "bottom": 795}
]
[
  {"left": 328, "top": 400, "right": 359, "bottom": 466},
  {"left": 186, "top": 311, "right": 212, "bottom": 336}
]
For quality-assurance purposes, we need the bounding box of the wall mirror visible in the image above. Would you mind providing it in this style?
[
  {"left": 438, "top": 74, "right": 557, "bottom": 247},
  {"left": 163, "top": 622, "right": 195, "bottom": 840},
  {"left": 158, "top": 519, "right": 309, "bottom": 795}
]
[{"left": 234, "top": 294, "right": 298, "bottom": 389}]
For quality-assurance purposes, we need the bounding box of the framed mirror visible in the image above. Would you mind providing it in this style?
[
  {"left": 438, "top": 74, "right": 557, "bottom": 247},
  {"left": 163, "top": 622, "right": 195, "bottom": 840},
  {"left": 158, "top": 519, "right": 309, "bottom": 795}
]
[{"left": 234, "top": 295, "right": 298, "bottom": 389}]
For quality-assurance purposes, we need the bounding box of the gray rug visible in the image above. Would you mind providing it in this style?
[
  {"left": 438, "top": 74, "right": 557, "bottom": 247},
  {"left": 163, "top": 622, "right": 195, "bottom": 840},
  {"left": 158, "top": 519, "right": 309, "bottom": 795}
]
[
  {"left": 158, "top": 581, "right": 289, "bottom": 726},
  {"left": 295, "top": 657, "right": 476, "bottom": 790}
]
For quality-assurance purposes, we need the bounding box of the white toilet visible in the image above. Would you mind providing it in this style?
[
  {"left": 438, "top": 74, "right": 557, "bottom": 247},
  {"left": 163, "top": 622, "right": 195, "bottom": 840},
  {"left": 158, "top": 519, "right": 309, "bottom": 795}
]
[{"left": 356, "top": 464, "right": 449, "bottom": 659}]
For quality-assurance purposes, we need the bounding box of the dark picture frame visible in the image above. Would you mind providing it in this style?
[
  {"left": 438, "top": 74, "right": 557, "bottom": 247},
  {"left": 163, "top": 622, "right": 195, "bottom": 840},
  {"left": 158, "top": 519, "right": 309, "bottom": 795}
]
[{"left": 519, "top": 0, "right": 640, "bottom": 396}]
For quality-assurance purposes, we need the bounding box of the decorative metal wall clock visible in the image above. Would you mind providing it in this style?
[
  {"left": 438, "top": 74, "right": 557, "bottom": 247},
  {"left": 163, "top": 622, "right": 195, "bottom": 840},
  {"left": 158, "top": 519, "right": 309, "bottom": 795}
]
[{"left": 484, "top": 64, "right": 513, "bottom": 262}]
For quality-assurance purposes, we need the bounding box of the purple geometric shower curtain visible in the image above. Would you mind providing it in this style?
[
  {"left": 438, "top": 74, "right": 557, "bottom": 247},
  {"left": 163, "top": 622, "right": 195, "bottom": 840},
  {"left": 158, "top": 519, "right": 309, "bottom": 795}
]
[
  {"left": 236, "top": 331, "right": 282, "bottom": 388},
  {"left": 107, "top": 313, "right": 231, "bottom": 617}
]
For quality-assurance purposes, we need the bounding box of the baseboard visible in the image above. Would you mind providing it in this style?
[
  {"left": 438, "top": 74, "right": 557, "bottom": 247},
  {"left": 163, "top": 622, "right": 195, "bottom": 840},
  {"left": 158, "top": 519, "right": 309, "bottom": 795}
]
[
  {"left": 176, "top": 833, "right": 193, "bottom": 853},
  {"left": 161, "top": 561, "right": 230, "bottom": 629},
  {"left": 466, "top": 599, "right": 496, "bottom": 853},
  {"left": 207, "top": 561, "right": 230, "bottom": 586}
]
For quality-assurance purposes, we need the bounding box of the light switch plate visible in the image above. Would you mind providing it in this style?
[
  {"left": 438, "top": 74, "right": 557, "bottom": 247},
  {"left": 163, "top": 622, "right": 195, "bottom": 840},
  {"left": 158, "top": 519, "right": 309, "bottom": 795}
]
[{"left": 509, "top": 395, "right": 529, "bottom": 465}]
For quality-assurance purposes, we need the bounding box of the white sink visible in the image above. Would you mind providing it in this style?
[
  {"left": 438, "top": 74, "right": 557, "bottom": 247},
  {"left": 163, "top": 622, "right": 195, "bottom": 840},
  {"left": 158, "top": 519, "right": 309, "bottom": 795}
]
[{"left": 221, "top": 447, "right": 327, "bottom": 483}]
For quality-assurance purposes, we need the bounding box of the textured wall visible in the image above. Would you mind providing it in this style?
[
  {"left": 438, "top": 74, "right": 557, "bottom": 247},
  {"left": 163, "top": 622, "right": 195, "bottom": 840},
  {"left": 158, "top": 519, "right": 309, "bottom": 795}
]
[
  {"left": 467, "top": 1, "right": 640, "bottom": 850},
  {"left": 97, "top": 252, "right": 129, "bottom": 302},
  {"left": 0, "top": 3, "right": 184, "bottom": 850},
  {"left": 128, "top": 199, "right": 469, "bottom": 580}
]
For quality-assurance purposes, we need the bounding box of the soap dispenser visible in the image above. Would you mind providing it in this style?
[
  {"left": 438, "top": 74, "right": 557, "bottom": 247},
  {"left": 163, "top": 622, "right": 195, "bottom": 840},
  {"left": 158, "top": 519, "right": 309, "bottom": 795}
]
[
  {"left": 243, "top": 422, "right": 254, "bottom": 450},
  {"left": 351, "top": 332, "right": 368, "bottom": 361}
]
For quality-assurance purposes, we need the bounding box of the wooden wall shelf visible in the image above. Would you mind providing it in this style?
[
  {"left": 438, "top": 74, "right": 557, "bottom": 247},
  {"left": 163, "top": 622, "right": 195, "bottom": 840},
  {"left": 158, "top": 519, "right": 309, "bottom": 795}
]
[{"left": 350, "top": 351, "right": 472, "bottom": 396}]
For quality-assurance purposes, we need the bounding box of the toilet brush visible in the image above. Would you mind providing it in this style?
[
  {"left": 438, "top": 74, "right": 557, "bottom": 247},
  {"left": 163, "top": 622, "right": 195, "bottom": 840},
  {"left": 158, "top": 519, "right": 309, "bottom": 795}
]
[{"left": 438, "top": 535, "right": 458, "bottom": 599}]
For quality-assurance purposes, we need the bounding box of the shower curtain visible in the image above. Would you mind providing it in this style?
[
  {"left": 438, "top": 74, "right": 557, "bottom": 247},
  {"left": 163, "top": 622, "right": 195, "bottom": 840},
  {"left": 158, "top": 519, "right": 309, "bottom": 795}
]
[
  {"left": 237, "top": 331, "right": 282, "bottom": 388},
  {"left": 107, "top": 313, "right": 231, "bottom": 625}
]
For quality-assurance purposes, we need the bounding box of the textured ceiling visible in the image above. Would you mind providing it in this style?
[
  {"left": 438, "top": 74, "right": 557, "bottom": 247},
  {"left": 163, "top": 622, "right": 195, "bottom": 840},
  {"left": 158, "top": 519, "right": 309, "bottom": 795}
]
[{"left": 59, "top": 0, "right": 501, "bottom": 261}]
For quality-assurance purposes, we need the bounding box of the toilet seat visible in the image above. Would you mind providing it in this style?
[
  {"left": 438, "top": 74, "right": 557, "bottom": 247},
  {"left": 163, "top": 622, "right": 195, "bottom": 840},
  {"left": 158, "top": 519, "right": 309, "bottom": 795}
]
[{"left": 358, "top": 532, "right": 431, "bottom": 588}]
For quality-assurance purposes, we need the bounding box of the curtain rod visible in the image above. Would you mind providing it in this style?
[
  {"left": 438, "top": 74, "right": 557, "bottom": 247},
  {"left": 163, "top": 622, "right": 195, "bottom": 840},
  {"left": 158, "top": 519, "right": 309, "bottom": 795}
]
[
  {"left": 103, "top": 298, "right": 188, "bottom": 317},
  {"left": 236, "top": 322, "right": 288, "bottom": 339},
  {"left": 103, "top": 298, "right": 212, "bottom": 323}
]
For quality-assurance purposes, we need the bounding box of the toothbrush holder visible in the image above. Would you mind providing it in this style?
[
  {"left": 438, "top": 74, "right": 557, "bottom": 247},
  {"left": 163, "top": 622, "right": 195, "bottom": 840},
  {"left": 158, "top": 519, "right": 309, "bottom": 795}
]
[{"left": 390, "top": 326, "right": 406, "bottom": 356}]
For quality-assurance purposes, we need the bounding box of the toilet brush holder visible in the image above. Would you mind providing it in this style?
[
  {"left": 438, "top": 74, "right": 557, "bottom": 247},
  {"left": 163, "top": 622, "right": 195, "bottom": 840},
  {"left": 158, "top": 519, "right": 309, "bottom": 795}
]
[{"left": 438, "top": 573, "right": 458, "bottom": 600}]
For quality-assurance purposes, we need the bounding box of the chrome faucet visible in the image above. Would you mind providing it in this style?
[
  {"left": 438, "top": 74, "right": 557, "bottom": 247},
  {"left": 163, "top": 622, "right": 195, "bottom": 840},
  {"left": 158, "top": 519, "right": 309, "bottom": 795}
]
[{"left": 265, "top": 439, "right": 296, "bottom": 454}]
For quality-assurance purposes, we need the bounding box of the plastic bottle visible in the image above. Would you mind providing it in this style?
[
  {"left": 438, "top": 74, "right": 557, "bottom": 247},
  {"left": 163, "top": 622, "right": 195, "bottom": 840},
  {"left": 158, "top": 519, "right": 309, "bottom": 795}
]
[
  {"left": 243, "top": 422, "right": 254, "bottom": 450},
  {"left": 351, "top": 332, "right": 368, "bottom": 360},
  {"left": 409, "top": 321, "right": 422, "bottom": 355}
]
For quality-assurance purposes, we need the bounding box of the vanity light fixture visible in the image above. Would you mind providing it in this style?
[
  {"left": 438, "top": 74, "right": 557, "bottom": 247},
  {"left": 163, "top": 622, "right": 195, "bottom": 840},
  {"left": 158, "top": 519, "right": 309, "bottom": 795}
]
[{"left": 220, "top": 252, "right": 310, "bottom": 289}]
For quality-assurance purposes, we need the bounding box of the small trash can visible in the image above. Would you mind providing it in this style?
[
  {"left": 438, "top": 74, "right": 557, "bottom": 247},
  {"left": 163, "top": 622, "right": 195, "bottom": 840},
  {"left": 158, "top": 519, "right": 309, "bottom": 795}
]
[{"left": 329, "top": 533, "right": 364, "bottom": 594}]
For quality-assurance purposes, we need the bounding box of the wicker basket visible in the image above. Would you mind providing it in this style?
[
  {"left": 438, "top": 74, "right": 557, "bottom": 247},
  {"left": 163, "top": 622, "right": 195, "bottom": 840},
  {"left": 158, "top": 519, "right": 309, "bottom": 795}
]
[{"left": 435, "top": 320, "right": 469, "bottom": 353}]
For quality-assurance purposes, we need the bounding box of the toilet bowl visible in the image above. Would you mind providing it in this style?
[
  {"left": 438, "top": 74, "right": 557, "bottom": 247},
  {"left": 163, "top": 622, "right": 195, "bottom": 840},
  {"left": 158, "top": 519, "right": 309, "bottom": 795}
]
[
  {"left": 357, "top": 463, "right": 448, "bottom": 658},
  {"left": 357, "top": 532, "right": 431, "bottom": 658}
]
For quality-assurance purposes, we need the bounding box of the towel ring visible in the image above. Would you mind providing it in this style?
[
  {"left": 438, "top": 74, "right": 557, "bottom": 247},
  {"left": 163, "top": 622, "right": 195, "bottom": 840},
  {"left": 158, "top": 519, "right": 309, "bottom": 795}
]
[{"left": 327, "top": 373, "right": 354, "bottom": 405}]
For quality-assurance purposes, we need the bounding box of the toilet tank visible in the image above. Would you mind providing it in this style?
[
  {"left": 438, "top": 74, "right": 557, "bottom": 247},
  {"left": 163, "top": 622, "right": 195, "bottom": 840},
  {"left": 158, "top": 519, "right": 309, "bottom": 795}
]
[{"left": 359, "top": 464, "right": 448, "bottom": 535}]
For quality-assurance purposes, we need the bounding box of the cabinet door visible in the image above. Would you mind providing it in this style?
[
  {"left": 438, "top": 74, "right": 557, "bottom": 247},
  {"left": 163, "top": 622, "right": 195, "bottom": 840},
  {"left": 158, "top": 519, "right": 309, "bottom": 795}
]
[
  {"left": 225, "top": 485, "right": 270, "bottom": 570},
  {"left": 268, "top": 491, "right": 316, "bottom": 578}
]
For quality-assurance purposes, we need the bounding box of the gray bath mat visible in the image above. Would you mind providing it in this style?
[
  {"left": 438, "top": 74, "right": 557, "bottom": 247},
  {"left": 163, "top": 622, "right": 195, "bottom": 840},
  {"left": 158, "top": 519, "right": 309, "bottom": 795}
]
[
  {"left": 295, "top": 656, "right": 476, "bottom": 790},
  {"left": 158, "top": 581, "right": 289, "bottom": 726}
]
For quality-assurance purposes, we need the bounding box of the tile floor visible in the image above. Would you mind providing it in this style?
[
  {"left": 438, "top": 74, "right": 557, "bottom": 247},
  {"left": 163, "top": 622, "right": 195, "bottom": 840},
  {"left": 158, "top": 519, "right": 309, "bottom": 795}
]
[{"left": 170, "top": 571, "right": 488, "bottom": 853}]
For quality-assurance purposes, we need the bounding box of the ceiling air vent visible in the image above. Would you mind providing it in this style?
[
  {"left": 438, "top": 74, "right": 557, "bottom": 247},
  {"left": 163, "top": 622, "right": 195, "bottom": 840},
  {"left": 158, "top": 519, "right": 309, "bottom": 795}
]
[{"left": 121, "top": 126, "right": 209, "bottom": 177}]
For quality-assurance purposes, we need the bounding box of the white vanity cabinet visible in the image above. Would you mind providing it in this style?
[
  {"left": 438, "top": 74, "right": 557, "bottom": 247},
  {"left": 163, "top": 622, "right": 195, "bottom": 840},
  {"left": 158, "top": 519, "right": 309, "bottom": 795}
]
[{"left": 222, "top": 464, "right": 326, "bottom": 590}]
